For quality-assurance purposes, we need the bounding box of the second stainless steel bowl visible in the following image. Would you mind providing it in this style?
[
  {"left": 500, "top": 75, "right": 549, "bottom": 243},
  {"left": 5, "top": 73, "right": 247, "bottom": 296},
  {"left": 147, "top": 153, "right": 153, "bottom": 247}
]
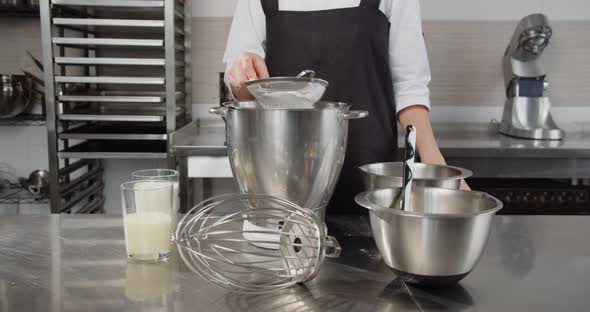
[
  {"left": 359, "top": 162, "right": 472, "bottom": 190},
  {"left": 355, "top": 187, "right": 502, "bottom": 287}
]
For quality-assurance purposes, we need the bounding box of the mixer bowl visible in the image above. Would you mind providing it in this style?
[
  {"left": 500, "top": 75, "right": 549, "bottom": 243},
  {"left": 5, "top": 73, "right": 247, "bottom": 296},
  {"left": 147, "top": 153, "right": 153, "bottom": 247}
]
[
  {"left": 355, "top": 187, "right": 502, "bottom": 287},
  {"left": 359, "top": 162, "right": 472, "bottom": 191},
  {"left": 210, "top": 101, "right": 367, "bottom": 221}
]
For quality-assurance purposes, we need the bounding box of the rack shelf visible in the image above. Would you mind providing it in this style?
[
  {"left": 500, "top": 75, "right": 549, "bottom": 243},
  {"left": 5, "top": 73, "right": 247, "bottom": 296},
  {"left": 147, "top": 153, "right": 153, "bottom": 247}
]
[
  {"left": 55, "top": 57, "right": 165, "bottom": 66},
  {"left": 59, "top": 123, "right": 167, "bottom": 140},
  {"left": 0, "top": 5, "right": 40, "bottom": 17},
  {"left": 42, "top": 0, "right": 191, "bottom": 213},
  {"left": 0, "top": 115, "right": 46, "bottom": 126},
  {"left": 52, "top": 37, "right": 164, "bottom": 48},
  {"left": 55, "top": 75, "right": 165, "bottom": 85},
  {"left": 59, "top": 140, "right": 167, "bottom": 159},
  {"left": 53, "top": 18, "right": 164, "bottom": 28},
  {"left": 52, "top": 0, "right": 164, "bottom": 8},
  {"left": 0, "top": 187, "right": 49, "bottom": 205}
]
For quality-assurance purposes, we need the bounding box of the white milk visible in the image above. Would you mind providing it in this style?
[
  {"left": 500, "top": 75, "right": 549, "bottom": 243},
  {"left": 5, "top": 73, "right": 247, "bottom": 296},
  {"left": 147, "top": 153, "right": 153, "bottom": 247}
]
[
  {"left": 133, "top": 181, "right": 173, "bottom": 214},
  {"left": 124, "top": 212, "right": 172, "bottom": 261},
  {"left": 133, "top": 180, "right": 178, "bottom": 237}
]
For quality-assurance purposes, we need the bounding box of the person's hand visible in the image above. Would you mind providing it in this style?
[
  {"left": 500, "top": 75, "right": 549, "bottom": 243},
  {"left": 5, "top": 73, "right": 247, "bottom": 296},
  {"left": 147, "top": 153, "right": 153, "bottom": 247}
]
[
  {"left": 460, "top": 179, "right": 471, "bottom": 191},
  {"left": 225, "top": 52, "right": 269, "bottom": 101}
]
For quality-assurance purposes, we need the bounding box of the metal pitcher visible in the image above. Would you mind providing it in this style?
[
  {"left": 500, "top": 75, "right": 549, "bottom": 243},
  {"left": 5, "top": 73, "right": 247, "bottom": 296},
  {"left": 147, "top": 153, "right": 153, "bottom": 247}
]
[{"left": 210, "top": 101, "right": 368, "bottom": 221}]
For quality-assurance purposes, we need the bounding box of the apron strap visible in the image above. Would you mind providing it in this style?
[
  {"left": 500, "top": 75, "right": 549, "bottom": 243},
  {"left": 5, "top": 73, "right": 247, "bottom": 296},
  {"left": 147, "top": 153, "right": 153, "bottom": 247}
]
[
  {"left": 359, "top": 0, "right": 380, "bottom": 9},
  {"left": 260, "top": 0, "right": 279, "bottom": 17}
]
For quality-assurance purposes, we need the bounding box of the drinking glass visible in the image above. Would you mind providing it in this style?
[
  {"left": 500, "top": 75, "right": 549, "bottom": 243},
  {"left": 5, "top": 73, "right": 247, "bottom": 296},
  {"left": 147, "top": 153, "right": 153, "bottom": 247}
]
[
  {"left": 132, "top": 169, "right": 180, "bottom": 237},
  {"left": 125, "top": 262, "right": 171, "bottom": 301},
  {"left": 121, "top": 180, "right": 173, "bottom": 262}
]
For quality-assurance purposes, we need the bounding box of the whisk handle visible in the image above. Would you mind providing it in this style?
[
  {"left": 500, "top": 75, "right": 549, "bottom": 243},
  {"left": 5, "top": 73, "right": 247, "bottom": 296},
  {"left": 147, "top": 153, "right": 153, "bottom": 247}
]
[{"left": 401, "top": 125, "right": 417, "bottom": 211}]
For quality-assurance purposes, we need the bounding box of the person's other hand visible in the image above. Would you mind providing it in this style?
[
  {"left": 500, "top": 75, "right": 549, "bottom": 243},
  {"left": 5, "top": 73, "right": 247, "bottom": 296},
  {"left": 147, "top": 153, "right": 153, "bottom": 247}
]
[
  {"left": 225, "top": 52, "right": 269, "bottom": 101},
  {"left": 460, "top": 179, "right": 471, "bottom": 191}
]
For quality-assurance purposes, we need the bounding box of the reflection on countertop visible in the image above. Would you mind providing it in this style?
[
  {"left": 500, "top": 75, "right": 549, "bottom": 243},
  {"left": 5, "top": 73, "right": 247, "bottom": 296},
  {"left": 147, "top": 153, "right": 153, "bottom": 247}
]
[{"left": 0, "top": 214, "right": 590, "bottom": 311}]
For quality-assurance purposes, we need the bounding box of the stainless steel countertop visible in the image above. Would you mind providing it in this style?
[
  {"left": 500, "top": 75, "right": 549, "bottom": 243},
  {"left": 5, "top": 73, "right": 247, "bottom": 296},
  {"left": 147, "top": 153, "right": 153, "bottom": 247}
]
[
  {"left": 170, "top": 119, "right": 227, "bottom": 156},
  {"left": 171, "top": 120, "right": 590, "bottom": 158},
  {"left": 1, "top": 214, "right": 589, "bottom": 311}
]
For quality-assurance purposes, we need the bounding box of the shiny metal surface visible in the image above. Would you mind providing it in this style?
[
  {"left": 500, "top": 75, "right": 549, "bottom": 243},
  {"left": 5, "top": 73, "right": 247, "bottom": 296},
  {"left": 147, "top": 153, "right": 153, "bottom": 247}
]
[
  {"left": 500, "top": 14, "right": 563, "bottom": 140},
  {"left": 1, "top": 215, "right": 590, "bottom": 311},
  {"left": 58, "top": 140, "right": 167, "bottom": 159},
  {"left": 41, "top": 0, "right": 192, "bottom": 212},
  {"left": 359, "top": 162, "right": 472, "bottom": 191},
  {"left": 39, "top": 0, "right": 60, "bottom": 212},
  {"left": 55, "top": 57, "right": 166, "bottom": 66},
  {"left": 51, "top": 0, "right": 165, "bottom": 7},
  {"left": 499, "top": 97, "right": 565, "bottom": 140},
  {"left": 430, "top": 122, "right": 590, "bottom": 159},
  {"left": 502, "top": 14, "right": 551, "bottom": 84},
  {"left": 0, "top": 74, "right": 33, "bottom": 119},
  {"left": 58, "top": 123, "right": 167, "bottom": 141},
  {"left": 26, "top": 169, "right": 50, "bottom": 195},
  {"left": 52, "top": 18, "right": 165, "bottom": 27},
  {"left": 57, "top": 107, "right": 184, "bottom": 122},
  {"left": 52, "top": 37, "right": 164, "bottom": 47},
  {"left": 170, "top": 121, "right": 590, "bottom": 193},
  {"left": 211, "top": 101, "right": 368, "bottom": 219},
  {"left": 355, "top": 187, "right": 502, "bottom": 283},
  {"left": 54, "top": 76, "right": 166, "bottom": 85},
  {"left": 175, "top": 194, "right": 340, "bottom": 293},
  {"left": 171, "top": 120, "right": 227, "bottom": 156},
  {"left": 172, "top": 121, "right": 590, "bottom": 158}
]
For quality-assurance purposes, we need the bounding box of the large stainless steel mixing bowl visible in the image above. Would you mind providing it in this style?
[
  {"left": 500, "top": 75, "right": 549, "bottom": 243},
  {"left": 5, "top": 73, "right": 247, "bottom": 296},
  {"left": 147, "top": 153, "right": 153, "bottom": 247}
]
[
  {"left": 355, "top": 187, "right": 502, "bottom": 287},
  {"left": 359, "top": 162, "right": 472, "bottom": 191},
  {"left": 210, "top": 101, "right": 367, "bottom": 220}
]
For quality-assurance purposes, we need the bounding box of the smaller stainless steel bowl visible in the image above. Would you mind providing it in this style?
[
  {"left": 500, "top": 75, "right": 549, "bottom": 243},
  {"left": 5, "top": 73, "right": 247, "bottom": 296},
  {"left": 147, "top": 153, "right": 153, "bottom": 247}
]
[
  {"left": 359, "top": 162, "right": 472, "bottom": 190},
  {"left": 355, "top": 187, "right": 502, "bottom": 287}
]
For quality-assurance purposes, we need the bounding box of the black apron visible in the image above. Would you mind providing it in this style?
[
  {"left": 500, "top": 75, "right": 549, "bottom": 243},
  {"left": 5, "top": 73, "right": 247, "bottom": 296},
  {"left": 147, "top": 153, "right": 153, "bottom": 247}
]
[{"left": 262, "top": 0, "right": 398, "bottom": 214}]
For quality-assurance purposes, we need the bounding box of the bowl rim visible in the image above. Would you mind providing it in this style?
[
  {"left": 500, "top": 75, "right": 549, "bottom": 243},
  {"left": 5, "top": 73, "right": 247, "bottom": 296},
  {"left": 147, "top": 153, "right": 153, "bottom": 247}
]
[
  {"left": 222, "top": 100, "right": 351, "bottom": 111},
  {"left": 354, "top": 187, "right": 503, "bottom": 219},
  {"left": 358, "top": 162, "right": 473, "bottom": 181},
  {"left": 244, "top": 76, "right": 329, "bottom": 88}
]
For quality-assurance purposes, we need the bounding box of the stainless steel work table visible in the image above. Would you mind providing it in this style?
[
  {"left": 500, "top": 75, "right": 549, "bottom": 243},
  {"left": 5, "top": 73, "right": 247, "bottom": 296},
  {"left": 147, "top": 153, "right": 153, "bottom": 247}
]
[
  {"left": 171, "top": 120, "right": 590, "bottom": 159},
  {"left": 1, "top": 214, "right": 589, "bottom": 311},
  {"left": 171, "top": 120, "right": 590, "bottom": 210}
]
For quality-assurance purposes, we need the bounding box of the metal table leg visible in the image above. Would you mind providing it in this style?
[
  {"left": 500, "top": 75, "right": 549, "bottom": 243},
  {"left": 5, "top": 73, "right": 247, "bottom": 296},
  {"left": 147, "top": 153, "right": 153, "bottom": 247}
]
[
  {"left": 202, "top": 178, "right": 213, "bottom": 202},
  {"left": 178, "top": 156, "right": 193, "bottom": 213}
]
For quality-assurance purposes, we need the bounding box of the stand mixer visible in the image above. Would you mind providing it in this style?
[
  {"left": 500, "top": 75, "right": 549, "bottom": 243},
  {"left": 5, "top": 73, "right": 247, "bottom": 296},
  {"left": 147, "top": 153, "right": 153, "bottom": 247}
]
[{"left": 499, "top": 13, "right": 565, "bottom": 140}]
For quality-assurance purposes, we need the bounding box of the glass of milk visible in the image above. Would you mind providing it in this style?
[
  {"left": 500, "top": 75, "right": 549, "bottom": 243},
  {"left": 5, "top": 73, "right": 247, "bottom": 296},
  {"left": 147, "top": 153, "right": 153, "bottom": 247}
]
[
  {"left": 125, "top": 261, "right": 171, "bottom": 301},
  {"left": 121, "top": 180, "right": 174, "bottom": 262},
  {"left": 132, "top": 169, "right": 179, "bottom": 239}
]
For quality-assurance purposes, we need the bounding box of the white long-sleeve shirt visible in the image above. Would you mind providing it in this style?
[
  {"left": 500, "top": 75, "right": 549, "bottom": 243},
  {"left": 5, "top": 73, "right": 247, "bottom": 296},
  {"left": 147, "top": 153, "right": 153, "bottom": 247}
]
[{"left": 223, "top": 0, "right": 431, "bottom": 113}]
